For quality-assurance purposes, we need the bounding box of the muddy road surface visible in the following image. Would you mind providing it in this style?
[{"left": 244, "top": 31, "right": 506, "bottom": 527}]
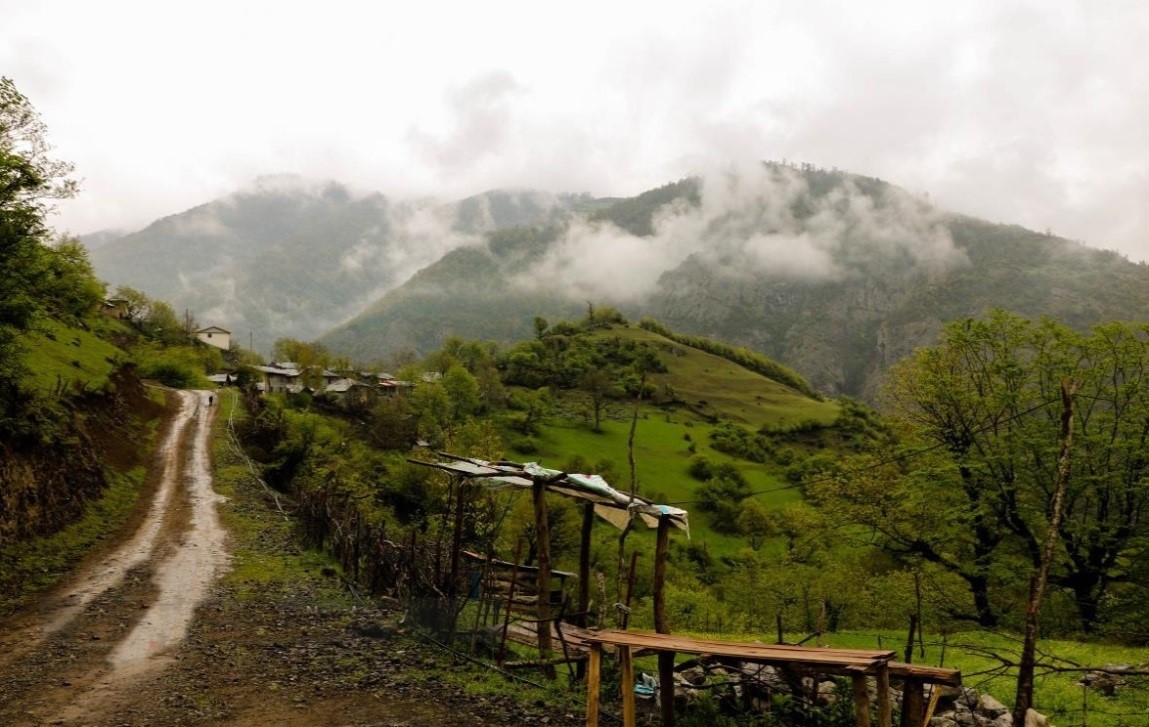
[
  {"left": 0, "top": 391, "right": 585, "bottom": 726},
  {"left": 0, "top": 390, "right": 229, "bottom": 725}
]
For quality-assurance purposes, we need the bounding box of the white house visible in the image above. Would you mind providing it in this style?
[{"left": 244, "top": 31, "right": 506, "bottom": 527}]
[{"left": 195, "top": 326, "right": 232, "bottom": 351}]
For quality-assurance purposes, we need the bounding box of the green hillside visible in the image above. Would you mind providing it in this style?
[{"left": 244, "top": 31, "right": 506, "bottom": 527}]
[{"left": 496, "top": 323, "right": 845, "bottom": 555}]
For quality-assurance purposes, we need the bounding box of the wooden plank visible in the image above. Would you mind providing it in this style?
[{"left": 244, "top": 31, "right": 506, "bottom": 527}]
[
  {"left": 502, "top": 622, "right": 595, "bottom": 652},
  {"left": 620, "top": 645, "right": 636, "bottom": 727},
  {"left": 887, "top": 662, "right": 962, "bottom": 687},
  {"left": 659, "top": 651, "right": 676, "bottom": 727},
  {"left": 582, "top": 631, "right": 894, "bottom": 671},
  {"left": 850, "top": 668, "right": 872, "bottom": 727},
  {"left": 586, "top": 643, "right": 602, "bottom": 727}
]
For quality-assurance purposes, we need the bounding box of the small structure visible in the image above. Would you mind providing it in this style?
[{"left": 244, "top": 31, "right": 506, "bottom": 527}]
[
  {"left": 408, "top": 454, "right": 689, "bottom": 678},
  {"left": 100, "top": 298, "right": 130, "bottom": 319},
  {"left": 194, "top": 326, "right": 232, "bottom": 351},
  {"left": 256, "top": 363, "right": 300, "bottom": 393},
  {"left": 582, "top": 630, "right": 962, "bottom": 727}
]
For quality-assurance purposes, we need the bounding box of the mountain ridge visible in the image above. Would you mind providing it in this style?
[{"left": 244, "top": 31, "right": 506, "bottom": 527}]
[{"left": 86, "top": 165, "right": 1149, "bottom": 399}]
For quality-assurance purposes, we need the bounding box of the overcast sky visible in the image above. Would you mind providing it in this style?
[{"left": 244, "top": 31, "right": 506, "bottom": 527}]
[{"left": 3, "top": 0, "right": 1147, "bottom": 261}]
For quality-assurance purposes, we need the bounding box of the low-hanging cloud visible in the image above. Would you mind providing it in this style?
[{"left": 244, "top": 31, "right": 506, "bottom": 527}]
[{"left": 513, "top": 163, "right": 966, "bottom": 303}]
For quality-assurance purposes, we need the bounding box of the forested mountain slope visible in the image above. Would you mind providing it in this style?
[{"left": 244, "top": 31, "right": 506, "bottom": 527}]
[
  {"left": 87, "top": 164, "right": 1149, "bottom": 399},
  {"left": 88, "top": 180, "right": 586, "bottom": 353},
  {"left": 323, "top": 166, "right": 1149, "bottom": 398}
]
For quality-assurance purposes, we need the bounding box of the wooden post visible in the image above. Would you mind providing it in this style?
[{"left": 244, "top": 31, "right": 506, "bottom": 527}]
[
  {"left": 654, "top": 515, "right": 675, "bottom": 726},
  {"left": 448, "top": 475, "right": 466, "bottom": 596},
  {"left": 776, "top": 613, "right": 784, "bottom": 644},
  {"left": 577, "top": 502, "right": 594, "bottom": 682},
  {"left": 900, "top": 679, "right": 925, "bottom": 727},
  {"left": 532, "top": 478, "right": 554, "bottom": 675},
  {"left": 497, "top": 539, "right": 525, "bottom": 668},
  {"left": 876, "top": 663, "right": 892, "bottom": 727},
  {"left": 447, "top": 475, "right": 468, "bottom": 643},
  {"left": 849, "top": 668, "right": 872, "bottom": 727},
  {"left": 620, "top": 645, "right": 636, "bottom": 727},
  {"left": 579, "top": 502, "right": 593, "bottom": 628},
  {"left": 586, "top": 642, "right": 602, "bottom": 727}
]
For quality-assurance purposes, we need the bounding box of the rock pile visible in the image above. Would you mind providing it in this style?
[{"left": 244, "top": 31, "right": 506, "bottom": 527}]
[{"left": 659, "top": 657, "right": 1052, "bottom": 727}]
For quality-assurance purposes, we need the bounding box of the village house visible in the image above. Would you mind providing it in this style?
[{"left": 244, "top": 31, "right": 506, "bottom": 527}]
[
  {"left": 100, "top": 298, "right": 130, "bottom": 320},
  {"left": 194, "top": 326, "right": 232, "bottom": 351},
  {"left": 255, "top": 363, "right": 300, "bottom": 394}
]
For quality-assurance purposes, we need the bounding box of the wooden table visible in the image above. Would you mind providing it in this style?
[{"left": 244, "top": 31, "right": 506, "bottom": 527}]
[{"left": 582, "top": 630, "right": 900, "bottom": 727}]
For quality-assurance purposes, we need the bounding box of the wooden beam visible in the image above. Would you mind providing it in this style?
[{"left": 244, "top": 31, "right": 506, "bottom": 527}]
[
  {"left": 620, "top": 645, "right": 636, "bottom": 727},
  {"left": 586, "top": 643, "right": 602, "bottom": 727},
  {"left": 497, "top": 539, "right": 524, "bottom": 668},
  {"left": 850, "top": 668, "right": 872, "bottom": 727}
]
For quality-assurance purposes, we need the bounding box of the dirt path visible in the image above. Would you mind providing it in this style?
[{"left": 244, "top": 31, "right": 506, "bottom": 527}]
[
  {"left": 0, "top": 390, "right": 587, "bottom": 726},
  {"left": 0, "top": 389, "right": 230, "bottom": 726}
]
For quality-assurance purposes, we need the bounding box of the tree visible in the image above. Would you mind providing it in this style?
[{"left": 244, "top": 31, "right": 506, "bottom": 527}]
[
  {"left": 579, "top": 367, "right": 616, "bottom": 432},
  {"left": 736, "top": 498, "right": 771, "bottom": 550},
  {"left": 113, "top": 285, "right": 152, "bottom": 324},
  {"left": 0, "top": 77, "right": 77, "bottom": 426},
  {"left": 441, "top": 364, "right": 480, "bottom": 420},
  {"left": 875, "top": 311, "right": 1149, "bottom": 632},
  {"left": 272, "top": 338, "right": 331, "bottom": 390}
]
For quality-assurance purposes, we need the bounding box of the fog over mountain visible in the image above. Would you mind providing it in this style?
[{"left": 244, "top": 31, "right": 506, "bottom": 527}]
[
  {"left": 320, "top": 164, "right": 1149, "bottom": 398},
  {"left": 513, "top": 163, "right": 965, "bottom": 303},
  {"left": 87, "top": 162, "right": 1149, "bottom": 397},
  {"left": 88, "top": 176, "right": 584, "bottom": 352}
]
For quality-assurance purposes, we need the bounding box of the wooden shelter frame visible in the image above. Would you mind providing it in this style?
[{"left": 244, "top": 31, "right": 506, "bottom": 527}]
[{"left": 407, "top": 453, "right": 689, "bottom": 673}]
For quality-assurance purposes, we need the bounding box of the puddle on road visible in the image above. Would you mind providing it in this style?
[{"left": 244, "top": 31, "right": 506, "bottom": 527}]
[
  {"left": 42, "top": 390, "right": 198, "bottom": 635},
  {"left": 109, "top": 391, "right": 231, "bottom": 669}
]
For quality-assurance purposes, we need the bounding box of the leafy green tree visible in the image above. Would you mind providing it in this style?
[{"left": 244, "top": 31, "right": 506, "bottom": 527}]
[
  {"left": 579, "top": 367, "right": 617, "bottom": 432},
  {"left": 736, "top": 498, "right": 771, "bottom": 550},
  {"left": 0, "top": 77, "right": 77, "bottom": 424},
  {"left": 441, "top": 364, "right": 480, "bottom": 420},
  {"left": 848, "top": 311, "right": 1149, "bottom": 632},
  {"left": 272, "top": 338, "right": 332, "bottom": 390}
]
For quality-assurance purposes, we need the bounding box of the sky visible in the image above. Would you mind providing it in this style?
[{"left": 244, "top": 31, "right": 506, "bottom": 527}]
[{"left": 3, "top": 0, "right": 1147, "bottom": 262}]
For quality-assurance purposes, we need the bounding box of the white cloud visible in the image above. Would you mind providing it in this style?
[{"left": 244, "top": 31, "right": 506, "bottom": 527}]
[
  {"left": 514, "top": 164, "right": 965, "bottom": 302},
  {"left": 2, "top": 0, "right": 1145, "bottom": 261}
]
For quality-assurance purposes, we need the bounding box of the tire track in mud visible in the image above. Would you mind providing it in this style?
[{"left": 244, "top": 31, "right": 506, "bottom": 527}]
[
  {"left": 0, "top": 390, "right": 231, "bottom": 725},
  {"left": 41, "top": 391, "right": 199, "bottom": 637}
]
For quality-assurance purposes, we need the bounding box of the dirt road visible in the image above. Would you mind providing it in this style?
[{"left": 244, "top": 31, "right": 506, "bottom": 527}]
[
  {"left": 0, "top": 391, "right": 584, "bottom": 726},
  {"left": 0, "top": 390, "right": 229, "bottom": 725}
]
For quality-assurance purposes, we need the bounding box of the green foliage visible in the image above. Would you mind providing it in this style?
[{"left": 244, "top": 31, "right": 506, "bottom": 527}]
[
  {"left": 710, "top": 421, "right": 773, "bottom": 463},
  {"left": 0, "top": 466, "right": 146, "bottom": 614},
  {"left": 813, "top": 310, "right": 1149, "bottom": 634},
  {"left": 697, "top": 466, "right": 752, "bottom": 534},
  {"left": 132, "top": 342, "right": 218, "bottom": 389},
  {"left": 638, "top": 318, "right": 819, "bottom": 399},
  {"left": 687, "top": 455, "right": 714, "bottom": 481}
]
